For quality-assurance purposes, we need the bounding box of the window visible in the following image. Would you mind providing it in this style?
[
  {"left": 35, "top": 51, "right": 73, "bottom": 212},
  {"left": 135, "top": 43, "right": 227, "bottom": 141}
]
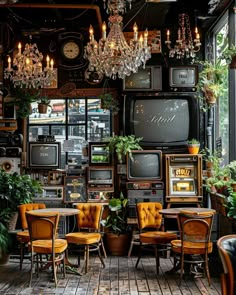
[{"left": 28, "top": 97, "right": 112, "bottom": 168}]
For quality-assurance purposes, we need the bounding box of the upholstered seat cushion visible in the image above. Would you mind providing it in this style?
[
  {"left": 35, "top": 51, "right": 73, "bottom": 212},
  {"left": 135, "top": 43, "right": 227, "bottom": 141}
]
[
  {"left": 30, "top": 239, "right": 68, "bottom": 254},
  {"left": 171, "top": 239, "right": 213, "bottom": 255},
  {"left": 66, "top": 232, "right": 101, "bottom": 245},
  {"left": 140, "top": 231, "right": 177, "bottom": 244},
  {"left": 16, "top": 230, "right": 30, "bottom": 243}
]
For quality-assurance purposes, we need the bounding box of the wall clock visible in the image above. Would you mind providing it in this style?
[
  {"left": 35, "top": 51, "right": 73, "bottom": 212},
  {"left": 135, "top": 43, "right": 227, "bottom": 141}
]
[{"left": 58, "top": 32, "right": 87, "bottom": 70}]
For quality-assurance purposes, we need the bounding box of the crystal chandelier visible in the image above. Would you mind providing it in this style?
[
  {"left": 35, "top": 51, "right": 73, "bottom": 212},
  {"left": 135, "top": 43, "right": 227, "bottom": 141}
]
[
  {"left": 84, "top": 0, "right": 151, "bottom": 80},
  {"left": 165, "top": 13, "right": 201, "bottom": 59},
  {"left": 4, "top": 37, "right": 56, "bottom": 89}
]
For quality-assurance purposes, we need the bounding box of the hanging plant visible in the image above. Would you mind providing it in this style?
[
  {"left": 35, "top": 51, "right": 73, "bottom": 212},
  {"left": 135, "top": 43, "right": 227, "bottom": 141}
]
[{"left": 98, "top": 93, "right": 119, "bottom": 115}]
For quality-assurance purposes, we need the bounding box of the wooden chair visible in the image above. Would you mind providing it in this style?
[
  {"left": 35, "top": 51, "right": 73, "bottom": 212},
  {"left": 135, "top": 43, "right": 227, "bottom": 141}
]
[
  {"left": 65, "top": 203, "right": 105, "bottom": 273},
  {"left": 16, "top": 203, "right": 46, "bottom": 269},
  {"left": 26, "top": 212, "right": 68, "bottom": 287},
  {"left": 135, "top": 202, "right": 177, "bottom": 274},
  {"left": 171, "top": 211, "right": 214, "bottom": 285},
  {"left": 217, "top": 234, "right": 236, "bottom": 295}
]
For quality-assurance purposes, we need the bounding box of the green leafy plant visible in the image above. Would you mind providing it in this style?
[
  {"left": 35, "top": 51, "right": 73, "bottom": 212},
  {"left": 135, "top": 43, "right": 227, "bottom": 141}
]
[
  {"left": 38, "top": 96, "right": 51, "bottom": 107},
  {"left": 188, "top": 138, "right": 200, "bottom": 145},
  {"left": 105, "top": 135, "right": 142, "bottom": 163},
  {"left": 8, "top": 87, "right": 40, "bottom": 118},
  {"left": 226, "top": 191, "right": 236, "bottom": 219},
  {"left": 98, "top": 93, "right": 119, "bottom": 115},
  {"left": 221, "top": 45, "right": 236, "bottom": 64},
  {"left": 101, "top": 192, "right": 128, "bottom": 235},
  {"left": 197, "top": 59, "right": 227, "bottom": 108}
]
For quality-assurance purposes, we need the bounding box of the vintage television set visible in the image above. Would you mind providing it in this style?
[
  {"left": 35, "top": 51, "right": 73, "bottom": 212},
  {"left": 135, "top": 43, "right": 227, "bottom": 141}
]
[
  {"left": 87, "top": 166, "right": 114, "bottom": 191},
  {"left": 127, "top": 150, "right": 162, "bottom": 181},
  {"left": 169, "top": 65, "right": 198, "bottom": 91},
  {"left": 28, "top": 142, "right": 61, "bottom": 169},
  {"left": 123, "top": 93, "right": 199, "bottom": 153},
  {"left": 123, "top": 66, "right": 162, "bottom": 91},
  {"left": 88, "top": 142, "right": 111, "bottom": 165}
]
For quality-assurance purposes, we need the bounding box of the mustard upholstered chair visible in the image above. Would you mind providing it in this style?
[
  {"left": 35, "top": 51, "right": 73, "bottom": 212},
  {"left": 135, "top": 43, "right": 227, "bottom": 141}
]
[
  {"left": 217, "top": 234, "right": 236, "bottom": 295},
  {"left": 171, "top": 211, "right": 214, "bottom": 285},
  {"left": 135, "top": 202, "right": 177, "bottom": 274},
  {"left": 65, "top": 203, "right": 105, "bottom": 273},
  {"left": 26, "top": 212, "right": 68, "bottom": 287},
  {"left": 16, "top": 203, "right": 46, "bottom": 269}
]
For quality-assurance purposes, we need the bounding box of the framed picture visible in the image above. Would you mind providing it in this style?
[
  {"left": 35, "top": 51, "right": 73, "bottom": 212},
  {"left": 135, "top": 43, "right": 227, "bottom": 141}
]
[{"left": 64, "top": 176, "right": 86, "bottom": 203}]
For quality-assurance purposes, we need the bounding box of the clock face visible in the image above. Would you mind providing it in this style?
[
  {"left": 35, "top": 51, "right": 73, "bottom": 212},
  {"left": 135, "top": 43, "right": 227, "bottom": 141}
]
[{"left": 62, "top": 41, "right": 80, "bottom": 60}]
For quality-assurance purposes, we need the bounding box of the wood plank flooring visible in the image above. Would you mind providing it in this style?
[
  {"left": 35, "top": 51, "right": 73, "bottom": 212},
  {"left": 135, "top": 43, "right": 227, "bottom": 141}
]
[{"left": 0, "top": 253, "right": 222, "bottom": 295}]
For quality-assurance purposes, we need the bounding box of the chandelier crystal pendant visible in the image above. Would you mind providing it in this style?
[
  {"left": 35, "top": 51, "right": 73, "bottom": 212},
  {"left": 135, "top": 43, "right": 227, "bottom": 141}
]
[
  {"left": 165, "top": 13, "right": 201, "bottom": 59},
  {"left": 85, "top": 0, "right": 151, "bottom": 80},
  {"left": 4, "top": 38, "right": 56, "bottom": 89}
]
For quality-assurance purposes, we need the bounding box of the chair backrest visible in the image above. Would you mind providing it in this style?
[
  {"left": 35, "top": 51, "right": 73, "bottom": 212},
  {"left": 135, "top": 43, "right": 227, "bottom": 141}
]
[
  {"left": 178, "top": 212, "right": 214, "bottom": 246},
  {"left": 18, "top": 203, "right": 46, "bottom": 230},
  {"left": 25, "top": 212, "right": 59, "bottom": 241},
  {"left": 217, "top": 235, "right": 236, "bottom": 295},
  {"left": 136, "top": 202, "right": 162, "bottom": 230},
  {"left": 74, "top": 203, "right": 103, "bottom": 230}
]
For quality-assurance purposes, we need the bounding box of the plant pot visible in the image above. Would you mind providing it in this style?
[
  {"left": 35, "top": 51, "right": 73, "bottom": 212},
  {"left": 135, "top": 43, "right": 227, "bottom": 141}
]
[
  {"left": 38, "top": 103, "right": 48, "bottom": 114},
  {"left": 8, "top": 212, "right": 18, "bottom": 231},
  {"left": 188, "top": 144, "right": 200, "bottom": 154},
  {"left": 0, "top": 250, "right": 9, "bottom": 266},
  {"left": 105, "top": 232, "right": 132, "bottom": 256},
  {"left": 229, "top": 55, "right": 236, "bottom": 69},
  {"left": 204, "top": 86, "right": 216, "bottom": 104}
]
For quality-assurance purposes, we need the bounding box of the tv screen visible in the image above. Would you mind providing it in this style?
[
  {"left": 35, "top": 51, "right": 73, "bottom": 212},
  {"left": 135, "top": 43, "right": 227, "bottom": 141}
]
[
  {"left": 88, "top": 167, "right": 113, "bottom": 184},
  {"left": 28, "top": 142, "right": 61, "bottom": 169},
  {"left": 123, "top": 93, "right": 199, "bottom": 151},
  {"left": 169, "top": 66, "right": 198, "bottom": 89},
  {"left": 127, "top": 150, "right": 162, "bottom": 181}
]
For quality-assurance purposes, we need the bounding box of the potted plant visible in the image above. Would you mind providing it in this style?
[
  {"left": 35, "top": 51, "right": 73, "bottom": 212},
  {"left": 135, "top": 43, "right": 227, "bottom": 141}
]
[
  {"left": 0, "top": 170, "right": 42, "bottom": 261},
  {"left": 197, "top": 59, "right": 227, "bottom": 106},
  {"left": 187, "top": 138, "right": 200, "bottom": 154},
  {"left": 6, "top": 87, "right": 40, "bottom": 119},
  {"left": 101, "top": 192, "right": 131, "bottom": 256},
  {"left": 221, "top": 45, "right": 236, "bottom": 69},
  {"left": 105, "top": 135, "right": 142, "bottom": 164},
  {"left": 37, "top": 96, "right": 51, "bottom": 114},
  {"left": 98, "top": 93, "right": 119, "bottom": 115}
]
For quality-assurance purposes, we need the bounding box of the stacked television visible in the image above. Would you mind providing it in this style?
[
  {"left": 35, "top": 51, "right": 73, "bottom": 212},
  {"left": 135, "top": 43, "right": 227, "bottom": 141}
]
[{"left": 123, "top": 64, "right": 201, "bottom": 211}]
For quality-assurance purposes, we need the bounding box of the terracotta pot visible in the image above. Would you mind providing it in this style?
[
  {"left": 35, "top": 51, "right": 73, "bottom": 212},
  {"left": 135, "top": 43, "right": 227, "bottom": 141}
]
[
  {"left": 38, "top": 103, "right": 48, "bottom": 114},
  {"left": 105, "top": 232, "right": 131, "bottom": 256},
  {"left": 188, "top": 144, "right": 200, "bottom": 155}
]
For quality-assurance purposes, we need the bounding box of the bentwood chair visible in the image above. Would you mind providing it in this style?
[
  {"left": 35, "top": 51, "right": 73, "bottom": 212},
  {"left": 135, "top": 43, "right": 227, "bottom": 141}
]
[
  {"left": 217, "top": 234, "right": 236, "bottom": 295},
  {"left": 16, "top": 203, "right": 46, "bottom": 269},
  {"left": 26, "top": 212, "right": 68, "bottom": 287},
  {"left": 135, "top": 202, "right": 177, "bottom": 274},
  {"left": 171, "top": 211, "right": 214, "bottom": 285},
  {"left": 65, "top": 203, "right": 105, "bottom": 273}
]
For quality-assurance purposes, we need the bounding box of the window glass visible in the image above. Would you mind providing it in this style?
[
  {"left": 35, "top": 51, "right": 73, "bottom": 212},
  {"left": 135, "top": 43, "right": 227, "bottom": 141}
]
[{"left": 28, "top": 97, "right": 111, "bottom": 169}]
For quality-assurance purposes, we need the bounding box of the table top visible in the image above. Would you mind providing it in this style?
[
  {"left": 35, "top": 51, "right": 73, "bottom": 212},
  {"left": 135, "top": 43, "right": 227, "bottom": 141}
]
[
  {"left": 159, "top": 207, "right": 216, "bottom": 216},
  {"left": 28, "top": 208, "right": 79, "bottom": 216}
]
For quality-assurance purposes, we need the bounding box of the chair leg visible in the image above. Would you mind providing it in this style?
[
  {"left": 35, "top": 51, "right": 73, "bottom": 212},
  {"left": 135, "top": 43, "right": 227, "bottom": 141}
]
[
  {"left": 135, "top": 242, "right": 142, "bottom": 268},
  {"left": 179, "top": 252, "right": 184, "bottom": 285},
  {"left": 85, "top": 245, "right": 89, "bottom": 273},
  {"left": 98, "top": 244, "right": 105, "bottom": 268},
  {"left": 19, "top": 242, "right": 24, "bottom": 270},
  {"left": 204, "top": 253, "right": 211, "bottom": 285},
  {"left": 154, "top": 246, "right": 160, "bottom": 274},
  {"left": 100, "top": 238, "right": 107, "bottom": 258},
  {"left": 52, "top": 253, "right": 57, "bottom": 287}
]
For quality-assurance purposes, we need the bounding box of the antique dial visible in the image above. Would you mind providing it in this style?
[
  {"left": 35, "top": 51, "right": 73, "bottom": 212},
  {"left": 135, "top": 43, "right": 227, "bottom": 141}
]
[{"left": 62, "top": 41, "right": 80, "bottom": 60}]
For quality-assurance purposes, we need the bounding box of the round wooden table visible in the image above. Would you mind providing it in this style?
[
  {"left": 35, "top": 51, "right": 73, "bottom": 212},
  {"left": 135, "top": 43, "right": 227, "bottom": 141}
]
[
  {"left": 28, "top": 208, "right": 79, "bottom": 216},
  {"left": 159, "top": 207, "right": 216, "bottom": 216}
]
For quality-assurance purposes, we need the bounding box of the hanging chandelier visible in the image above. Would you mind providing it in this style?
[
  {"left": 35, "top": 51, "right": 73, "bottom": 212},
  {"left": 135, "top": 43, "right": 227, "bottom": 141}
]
[
  {"left": 84, "top": 0, "right": 151, "bottom": 80},
  {"left": 165, "top": 13, "right": 201, "bottom": 59},
  {"left": 4, "top": 37, "right": 56, "bottom": 89}
]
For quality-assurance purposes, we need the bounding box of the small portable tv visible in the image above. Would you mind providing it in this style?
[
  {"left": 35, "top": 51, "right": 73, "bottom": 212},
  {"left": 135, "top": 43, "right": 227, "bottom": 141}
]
[
  {"left": 89, "top": 142, "right": 111, "bottom": 166},
  {"left": 169, "top": 66, "right": 198, "bottom": 91},
  {"left": 127, "top": 150, "right": 162, "bottom": 181},
  {"left": 28, "top": 142, "right": 61, "bottom": 169},
  {"left": 87, "top": 166, "right": 114, "bottom": 185},
  {"left": 123, "top": 66, "right": 162, "bottom": 91}
]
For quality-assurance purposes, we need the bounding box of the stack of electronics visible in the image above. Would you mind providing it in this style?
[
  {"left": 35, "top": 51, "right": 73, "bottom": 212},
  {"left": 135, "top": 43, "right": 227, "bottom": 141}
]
[
  {"left": 66, "top": 159, "right": 84, "bottom": 176},
  {"left": 0, "top": 131, "right": 23, "bottom": 174}
]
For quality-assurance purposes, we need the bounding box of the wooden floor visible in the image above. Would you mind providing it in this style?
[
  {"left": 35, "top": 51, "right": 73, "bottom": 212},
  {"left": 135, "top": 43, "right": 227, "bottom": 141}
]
[{"left": 0, "top": 251, "right": 222, "bottom": 295}]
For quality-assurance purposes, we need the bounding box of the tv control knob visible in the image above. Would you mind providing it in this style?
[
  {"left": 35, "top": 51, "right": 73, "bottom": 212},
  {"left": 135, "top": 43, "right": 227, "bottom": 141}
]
[{"left": 133, "top": 183, "right": 139, "bottom": 189}]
